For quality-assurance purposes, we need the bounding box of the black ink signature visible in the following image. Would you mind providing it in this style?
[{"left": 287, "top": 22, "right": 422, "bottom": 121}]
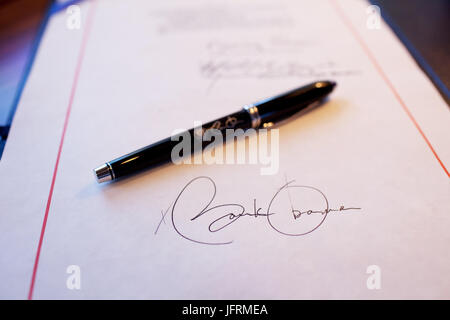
[
  {"left": 201, "top": 60, "right": 360, "bottom": 79},
  {"left": 200, "top": 59, "right": 361, "bottom": 91},
  {"left": 155, "top": 176, "right": 361, "bottom": 245}
]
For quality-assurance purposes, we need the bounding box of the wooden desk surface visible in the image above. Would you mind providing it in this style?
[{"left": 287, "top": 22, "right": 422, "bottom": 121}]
[{"left": 374, "top": 0, "right": 450, "bottom": 105}]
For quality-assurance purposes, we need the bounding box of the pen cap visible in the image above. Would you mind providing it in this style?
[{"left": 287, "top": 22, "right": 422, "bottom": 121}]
[{"left": 253, "top": 81, "right": 336, "bottom": 127}]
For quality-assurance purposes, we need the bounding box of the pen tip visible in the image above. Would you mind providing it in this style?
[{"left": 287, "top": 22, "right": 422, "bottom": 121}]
[{"left": 94, "top": 163, "right": 113, "bottom": 183}]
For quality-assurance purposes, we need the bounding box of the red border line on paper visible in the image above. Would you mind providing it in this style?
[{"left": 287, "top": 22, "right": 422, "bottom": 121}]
[
  {"left": 27, "top": 1, "right": 97, "bottom": 300},
  {"left": 329, "top": 0, "right": 449, "bottom": 178}
]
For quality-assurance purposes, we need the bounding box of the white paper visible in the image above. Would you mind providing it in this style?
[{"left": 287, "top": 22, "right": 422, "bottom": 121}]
[{"left": 0, "top": 0, "right": 449, "bottom": 299}]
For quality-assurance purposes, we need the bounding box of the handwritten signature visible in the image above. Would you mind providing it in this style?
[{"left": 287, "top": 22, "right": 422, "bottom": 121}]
[
  {"left": 200, "top": 59, "right": 361, "bottom": 91},
  {"left": 155, "top": 176, "right": 361, "bottom": 245}
]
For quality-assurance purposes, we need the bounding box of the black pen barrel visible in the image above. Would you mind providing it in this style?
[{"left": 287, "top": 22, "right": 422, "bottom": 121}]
[
  {"left": 94, "top": 81, "right": 336, "bottom": 183},
  {"left": 253, "top": 81, "right": 336, "bottom": 125},
  {"left": 94, "top": 109, "right": 252, "bottom": 182}
]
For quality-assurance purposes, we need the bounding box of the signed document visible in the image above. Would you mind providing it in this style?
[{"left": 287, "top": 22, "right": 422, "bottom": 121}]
[{"left": 0, "top": 0, "right": 449, "bottom": 299}]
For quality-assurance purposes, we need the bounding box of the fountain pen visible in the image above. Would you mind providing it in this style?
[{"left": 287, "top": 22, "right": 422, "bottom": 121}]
[{"left": 94, "top": 80, "right": 336, "bottom": 183}]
